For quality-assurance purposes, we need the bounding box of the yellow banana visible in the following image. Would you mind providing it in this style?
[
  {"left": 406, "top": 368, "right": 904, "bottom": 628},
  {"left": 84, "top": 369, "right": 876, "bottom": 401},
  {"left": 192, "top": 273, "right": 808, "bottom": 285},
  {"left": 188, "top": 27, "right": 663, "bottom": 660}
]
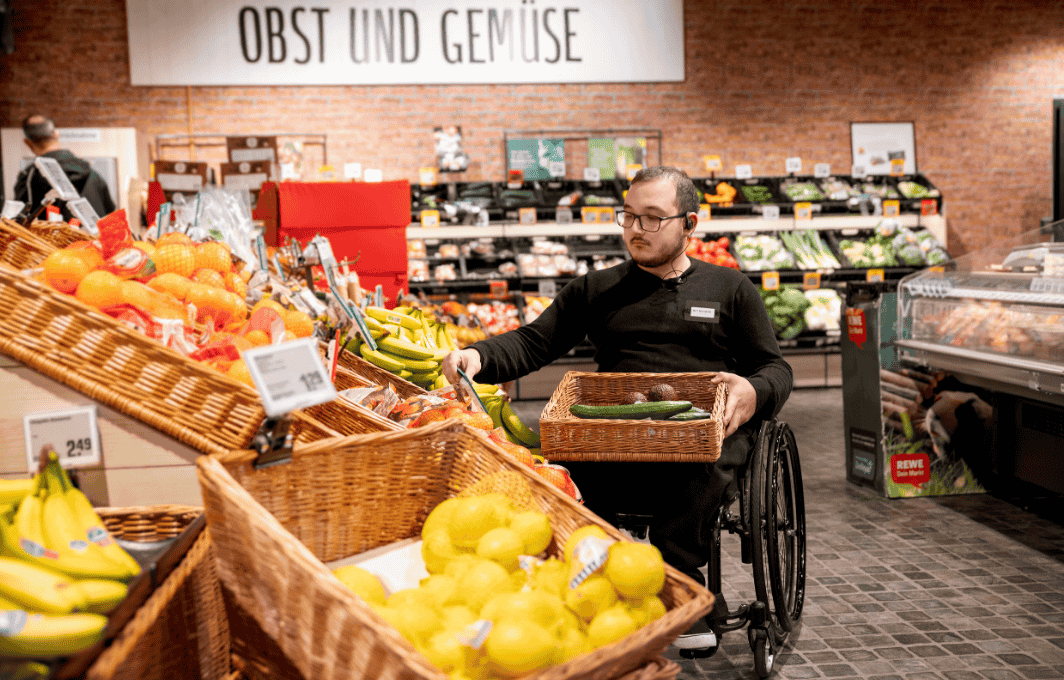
[
  {"left": 484, "top": 396, "right": 505, "bottom": 429},
  {"left": 417, "top": 312, "right": 439, "bottom": 350},
  {"left": 362, "top": 315, "right": 391, "bottom": 336},
  {"left": 473, "top": 382, "right": 502, "bottom": 397},
  {"left": 365, "top": 306, "right": 420, "bottom": 330},
  {"left": 0, "top": 556, "right": 87, "bottom": 614},
  {"left": 41, "top": 463, "right": 130, "bottom": 580},
  {"left": 432, "top": 374, "right": 450, "bottom": 391},
  {"left": 377, "top": 350, "right": 439, "bottom": 373},
  {"left": 501, "top": 401, "right": 541, "bottom": 448},
  {"left": 0, "top": 478, "right": 33, "bottom": 506},
  {"left": 0, "top": 659, "right": 50, "bottom": 680},
  {"left": 377, "top": 334, "right": 446, "bottom": 361},
  {"left": 393, "top": 306, "right": 414, "bottom": 315},
  {"left": 359, "top": 342, "right": 407, "bottom": 373},
  {"left": 52, "top": 463, "right": 138, "bottom": 577},
  {"left": 0, "top": 610, "right": 107, "bottom": 658},
  {"left": 397, "top": 369, "right": 414, "bottom": 380},
  {"left": 75, "top": 578, "right": 128, "bottom": 614}
]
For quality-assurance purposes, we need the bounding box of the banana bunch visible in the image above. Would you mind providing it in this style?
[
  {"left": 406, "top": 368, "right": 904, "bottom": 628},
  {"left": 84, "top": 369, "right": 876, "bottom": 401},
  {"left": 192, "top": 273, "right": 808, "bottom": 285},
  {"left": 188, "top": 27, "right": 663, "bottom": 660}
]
[
  {"left": 0, "top": 455, "right": 139, "bottom": 659},
  {"left": 345, "top": 305, "right": 457, "bottom": 391},
  {"left": 478, "top": 385, "right": 542, "bottom": 451}
]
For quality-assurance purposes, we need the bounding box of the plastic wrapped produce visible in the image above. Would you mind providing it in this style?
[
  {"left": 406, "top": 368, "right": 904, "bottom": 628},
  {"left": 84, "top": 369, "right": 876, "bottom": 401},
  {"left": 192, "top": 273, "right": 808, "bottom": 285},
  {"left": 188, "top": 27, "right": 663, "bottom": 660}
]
[
  {"left": 896, "top": 180, "right": 940, "bottom": 199},
  {"left": 803, "top": 289, "right": 842, "bottom": 332},
  {"left": 781, "top": 182, "right": 825, "bottom": 201},
  {"left": 734, "top": 234, "right": 796, "bottom": 270},
  {"left": 819, "top": 178, "right": 855, "bottom": 200}
]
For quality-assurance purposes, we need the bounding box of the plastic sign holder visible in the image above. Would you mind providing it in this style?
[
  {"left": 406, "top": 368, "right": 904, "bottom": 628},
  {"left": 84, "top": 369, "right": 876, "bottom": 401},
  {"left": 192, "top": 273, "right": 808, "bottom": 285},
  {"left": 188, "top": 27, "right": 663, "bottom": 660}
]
[
  {"left": 882, "top": 200, "right": 900, "bottom": 218},
  {"left": 243, "top": 337, "right": 337, "bottom": 420},
  {"left": 24, "top": 406, "right": 101, "bottom": 473},
  {"left": 34, "top": 157, "right": 80, "bottom": 201}
]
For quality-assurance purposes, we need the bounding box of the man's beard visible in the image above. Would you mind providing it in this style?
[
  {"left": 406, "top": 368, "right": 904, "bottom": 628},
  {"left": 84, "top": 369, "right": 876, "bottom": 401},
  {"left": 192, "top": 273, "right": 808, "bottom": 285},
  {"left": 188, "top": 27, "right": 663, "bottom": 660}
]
[{"left": 628, "top": 231, "right": 687, "bottom": 270}]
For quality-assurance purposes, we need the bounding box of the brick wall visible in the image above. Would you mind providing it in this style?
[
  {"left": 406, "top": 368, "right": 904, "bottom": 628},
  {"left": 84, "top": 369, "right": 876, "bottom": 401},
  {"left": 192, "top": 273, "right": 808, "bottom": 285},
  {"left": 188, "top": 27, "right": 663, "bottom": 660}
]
[{"left": 2, "top": 0, "right": 1062, "bottom": 254}]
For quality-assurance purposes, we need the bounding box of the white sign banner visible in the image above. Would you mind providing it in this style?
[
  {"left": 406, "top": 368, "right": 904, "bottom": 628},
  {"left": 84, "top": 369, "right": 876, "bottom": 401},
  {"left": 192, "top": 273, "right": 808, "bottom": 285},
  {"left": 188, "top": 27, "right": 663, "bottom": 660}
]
[{"left": 126, "top": 0, "right": 684, "bottom": 85}]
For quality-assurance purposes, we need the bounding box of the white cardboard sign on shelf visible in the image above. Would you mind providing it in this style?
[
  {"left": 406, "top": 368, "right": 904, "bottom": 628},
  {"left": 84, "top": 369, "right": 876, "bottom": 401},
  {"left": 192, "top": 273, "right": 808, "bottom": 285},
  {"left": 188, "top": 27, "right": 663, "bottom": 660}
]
[
  {"left": 364, "top": 169, "right": 383, "bottom": 183},
  {"left": 24, "top": 406, "right": 102, "bottom": 473},
  {"left": 2, "top": 200, "right": 24, "bottom": 219},
  {"left": 583, "top": 167, "right": 601, "bottom": 182},
  {"left": 344, "top": 163, "right": 363, "bottom": 180},
  {"left": 243, "top": 338, "right": 337, "bottom": 418},
  {"left": 785, "top": 157, "right": 802, "bottom": 174},
  {"left": 538, "top": 279, "right": 557, "bottom": 297},
  {"left": 814, "top": 163, "right": 831, "bottom": 178},
  {"left": 762, "top": 205, "right": 780, "bottom": 220},
  {"left": 735, "top": 165, "right": 753, "bottom": 180}
]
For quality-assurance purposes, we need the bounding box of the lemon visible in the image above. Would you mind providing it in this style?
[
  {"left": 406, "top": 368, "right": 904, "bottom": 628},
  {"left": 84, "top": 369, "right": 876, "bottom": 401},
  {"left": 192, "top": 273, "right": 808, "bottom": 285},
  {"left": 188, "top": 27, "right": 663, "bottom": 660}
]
[
  {"left": 531, "top": 557, "right": 568, "bottom": 599},
  {"left": 423, "top": 531, "right": 462, "bottom": 575},
  {"left": 419, "top": 575, "right": 459, "bottom": 607},
  {"left": 563, "top": 525, "right": 610, "bottom": 564},
  {"left": 388, "top": 587, "right": 436, "bottom": 610},
  {"left": 604, "top": 542, "right": 666, "bottom": 599},
  {"left": 448, "top": 496, "right": 509, "bottom": 550},
  {"left": 476, "top": 527, "right": 524, "bottom": 572},
  {"left": 440, "top": 604, "right": 478, "bottom": 631},
  {"left": 626, "top": 595, "right": 667, "bottom": 627},
  {"left": 510, "top": 569, "right": 530, "bottom": 591},
  {"left": 484, "top": 619, "right": 558, "bottom": 677},
  {"left": 565, "top": 574, "right": 618, "bottom": 622},
  {"left": 586, "top": 604, "right": 638, "bottom": 649},
  {"left": 422, "top": 629, "right": 466, "bottom": 673},
  {"left": 480, "top": 590, "right": 566, "bottom": 634},
  {"left": 444, "top": 554, "right": 478, "bottom": 580},
  {"left": 377, "top": 602, "right": 441, "bottom": 646},
  {"left": 422, "top": 498, "right": 461, "bottom": 540},
  {"left": 456, "top": 558, "right": 512, "bottom": 612},
  {"left": 480, "top": 492, "right": 516, "bottom": 523},
  {"left": 554, "top": 626, "right": 592, "bottom": 666},
  {"left": 332, "top": 564, "right": 387, "bottom": 606},
  {"left": 508, "top": 511, "right": 553, "bottom": 555}
]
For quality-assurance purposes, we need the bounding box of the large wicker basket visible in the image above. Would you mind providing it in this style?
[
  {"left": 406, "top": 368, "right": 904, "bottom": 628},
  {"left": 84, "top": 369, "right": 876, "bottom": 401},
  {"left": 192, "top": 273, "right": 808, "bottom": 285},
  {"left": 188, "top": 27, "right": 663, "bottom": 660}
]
[
  {"left": 0, "top": 264, "right": 338, "bottom": 455},
  {"left": 0, "top": 217, "right": 58, "bottom": 269},
  {"left": 540, "top": 372, "right": 727, "bottom": 463},
  {"left": 197, "top": 421, "right": 714, "bottom": 680},
  {"left": 332, "top": 343, "right": 429, "bottom": 400},
  {"left": 22, "top": 219, "right": 90, "bottom": 249},
  {"left": 302, "top": 364, "right": 403, "bottom": 434},
  {"left": 45, "top": 505, "right": 231, "bottom": 680}
]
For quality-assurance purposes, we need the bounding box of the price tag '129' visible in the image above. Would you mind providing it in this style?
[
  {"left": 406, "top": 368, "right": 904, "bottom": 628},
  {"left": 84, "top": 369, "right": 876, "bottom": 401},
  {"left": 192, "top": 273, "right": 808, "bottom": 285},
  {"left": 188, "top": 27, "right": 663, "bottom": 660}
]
[
  {"left": 243, "top": 338, "right": 337, "bottom": 417},
  {"left": 24, "top": 406, "right": 101, "bottom": 473}
]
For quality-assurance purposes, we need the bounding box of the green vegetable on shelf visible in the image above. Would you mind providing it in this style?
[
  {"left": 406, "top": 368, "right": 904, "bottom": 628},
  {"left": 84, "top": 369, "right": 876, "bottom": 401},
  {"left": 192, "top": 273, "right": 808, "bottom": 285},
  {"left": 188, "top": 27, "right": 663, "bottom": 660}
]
[{"left": 740, "top": 185, "right": 775, "bottom": 204}]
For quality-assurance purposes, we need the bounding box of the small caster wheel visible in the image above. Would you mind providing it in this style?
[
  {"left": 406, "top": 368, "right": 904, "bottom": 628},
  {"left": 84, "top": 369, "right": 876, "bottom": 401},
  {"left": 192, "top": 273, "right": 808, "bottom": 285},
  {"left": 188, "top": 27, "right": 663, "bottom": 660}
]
[{"left": 752, "top": 628, "right": 774, "bottom": 677}]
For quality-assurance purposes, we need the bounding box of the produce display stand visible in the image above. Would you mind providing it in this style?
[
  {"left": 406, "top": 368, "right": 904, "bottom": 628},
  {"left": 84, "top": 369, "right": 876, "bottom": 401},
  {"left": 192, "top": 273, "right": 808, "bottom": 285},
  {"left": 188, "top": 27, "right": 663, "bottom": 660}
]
[
  {"left": 0, "top": 217, "right": 59, "bottom": 270},
  {"left": 47, "top": 505, "right": 231, "bottom": 680},
  {"left": 20, "top": 219, "right": 88, "bottom": 249},
  {"left": 302, "top": 365, "right": 404, "bottom": 435},
  {"left": 330, "top": 343, "right": 429, "bottom": 400},
  {"left": 540, "top": 372, "right": 728, "bottom": 463},
  {"left": 197, "top": 421, "right": 714, "bottom": 680}
]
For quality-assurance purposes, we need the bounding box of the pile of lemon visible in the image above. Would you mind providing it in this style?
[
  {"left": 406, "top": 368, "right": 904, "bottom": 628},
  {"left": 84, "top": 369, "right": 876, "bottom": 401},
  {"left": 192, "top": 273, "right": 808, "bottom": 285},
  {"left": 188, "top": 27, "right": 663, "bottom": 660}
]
[{"left": 332, "top": 493, "right": 668, "bottom": 680}]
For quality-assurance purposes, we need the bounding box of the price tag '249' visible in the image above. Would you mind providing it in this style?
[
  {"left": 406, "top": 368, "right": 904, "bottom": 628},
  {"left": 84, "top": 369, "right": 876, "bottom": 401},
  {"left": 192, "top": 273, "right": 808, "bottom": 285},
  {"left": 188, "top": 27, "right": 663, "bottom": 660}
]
[
  {"left": 243, "top": 338, "right": 337, "bottom": 418},
  {"left": 24, "top": 406, "right": 101, "bottom": 473}
]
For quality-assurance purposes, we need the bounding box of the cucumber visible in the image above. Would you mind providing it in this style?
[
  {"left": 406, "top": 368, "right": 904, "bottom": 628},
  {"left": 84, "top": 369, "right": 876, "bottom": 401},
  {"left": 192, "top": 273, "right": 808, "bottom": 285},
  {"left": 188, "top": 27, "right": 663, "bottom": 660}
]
[
  {"left": 668, "top": 407, "right": 715, "bottom": 421},
  {"left": 569, "top": 401, "right": 693, "bottom": 420}
]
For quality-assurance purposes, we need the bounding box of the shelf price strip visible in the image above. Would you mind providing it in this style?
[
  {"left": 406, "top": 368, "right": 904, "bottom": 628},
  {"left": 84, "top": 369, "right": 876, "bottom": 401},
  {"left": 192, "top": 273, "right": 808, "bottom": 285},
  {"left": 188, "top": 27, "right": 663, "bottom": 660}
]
[
  {"left": 866, "top": 268, "right": 885, "bottom": 283},
  {"left": 803, "top": 272, "right": 821, "bottom": 290}
]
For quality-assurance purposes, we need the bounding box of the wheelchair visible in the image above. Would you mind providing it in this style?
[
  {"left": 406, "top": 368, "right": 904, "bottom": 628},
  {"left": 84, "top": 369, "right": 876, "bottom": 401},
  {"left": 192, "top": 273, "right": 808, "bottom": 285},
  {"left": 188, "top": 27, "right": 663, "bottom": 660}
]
[{"left": 613, "top": 419, "right": 807, "bottom": 677}]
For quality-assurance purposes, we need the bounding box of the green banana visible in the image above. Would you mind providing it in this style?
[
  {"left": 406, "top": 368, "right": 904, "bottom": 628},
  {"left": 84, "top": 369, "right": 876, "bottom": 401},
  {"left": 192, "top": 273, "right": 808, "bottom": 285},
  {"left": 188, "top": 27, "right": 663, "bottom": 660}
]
[
  {"left": 501, "top": 401, "right": 541, "bottom": 447},
  {"left": 484, "top": 396, "right": 505, "bottom": 429},
  {"left": 0, "top": 478, "right": 33, "bottom": 506},
  {"left": 0, "top": 609, "right": 107, "bottom": 659},
  {"left": 359, "top": 342, "right": 407, "bottom": 373}
]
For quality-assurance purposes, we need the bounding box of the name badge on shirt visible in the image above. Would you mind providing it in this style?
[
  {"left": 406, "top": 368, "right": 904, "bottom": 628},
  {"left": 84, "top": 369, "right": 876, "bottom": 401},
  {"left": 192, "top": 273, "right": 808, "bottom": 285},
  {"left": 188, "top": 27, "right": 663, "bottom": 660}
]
[{"left": 685, "top": 301, "right": 721, "bottom": 324}]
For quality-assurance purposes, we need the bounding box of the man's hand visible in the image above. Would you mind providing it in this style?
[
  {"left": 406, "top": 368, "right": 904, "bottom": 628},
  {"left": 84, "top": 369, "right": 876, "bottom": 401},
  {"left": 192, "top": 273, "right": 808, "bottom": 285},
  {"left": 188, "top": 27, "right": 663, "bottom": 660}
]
[
  {"left": 441, "top": 348, "right": 482, "bottom": 386},
  {"left": 710, "top": 372, "right": 758, "bottom": 438}
]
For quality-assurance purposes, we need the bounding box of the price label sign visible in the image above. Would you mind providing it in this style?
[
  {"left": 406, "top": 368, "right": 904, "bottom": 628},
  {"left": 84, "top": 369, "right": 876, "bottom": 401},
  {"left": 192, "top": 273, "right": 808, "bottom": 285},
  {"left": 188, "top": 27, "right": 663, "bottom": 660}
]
[
  {"left": 890, "top": 159, "right": 905, "bottom": 176},
  {"left": 794, "top": 202, "right": 813, "bottom": 220},
  {"left": 489, "top": 280, "right": 509, "bottom": 299},
  {"left": 519, "top": 207, "right": 538, "bottom": 224},
  {"left": 549, "top": 161, "right": 566, "bottom": 178},
  {"left": 420, "top": 210, "right": 441, "bottom": 229},
  {"left": 785, "top": 157, "right": 802, "bottom": 174},
  {"left": 243, "top": 338, "right": 337, "bottom": 418},
  {"left": 762, "top": 205, "right": 780, "bottom": 220},
  {"left": 538, "top": 279, "right": 557, "bottom": 297},
  {"left": 555, "top": 208, "right": 574, "bottom": 224},
  {"left": 344, "top": 163, "right": 363, "bottom": 180},
  {"left": 882, "top": 200, "right": 900, "bottom": 217},
  {"left": 419, "top": 167, "right": 438, "bottom": 186},
  {"left": 803, "top": 271, "right": 821, "bottom": 290},
  {"left": 928, "top": 266, "right": 945, "bottom": 273},
  {"left": 735, "top": 165, "right": 753, "bottom": 180},
  {"left": 762, "top": 271, "right": 780, "bottom": 291},
  {"left": 866, "top": 268, "right": 885, "bottom": 283},
  {"left": 363, "top": 169, "right": 383, "bottom": 183},
  {"left": 851, "top": 165, "right": 865, "bottom": 179},
  {"left": 626, "top": 164, "right": 643, "bottom": 180},
  {"left": 508, "top": 169, "right": 524, "bottom": 188},
  {"left": 698, "top": 203, "right": 711, "bottom": 221},
  {"left": 921, "top": 199, "right": 938, "bottom": 216},
  {"left": 814, "top": 163, "right": 831, "bottom": 178},
  {"left": 2, "top": 200, "right": 25, "bottom": 219},
  {"left": 280, "top": 162, "right": 297, "bottom": 180},
  {"left": 703, "top": 155, "right": 722, "bottom": 172},
  {"left": 581, "top": 206, "right": 614, "bottom": 224},
  {"left": 24, "top": 406, "right": 102, "bottom": 472},
  {"left": 583, "top": 167, "right": 601, "bottom": 182}
]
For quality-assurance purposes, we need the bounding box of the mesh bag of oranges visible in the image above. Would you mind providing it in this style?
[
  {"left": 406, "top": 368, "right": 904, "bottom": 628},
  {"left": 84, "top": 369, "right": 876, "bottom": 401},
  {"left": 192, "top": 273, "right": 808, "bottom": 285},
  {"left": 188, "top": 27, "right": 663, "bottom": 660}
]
[{"left": 36, "top": 209, "right": 318, "bottom": 382}]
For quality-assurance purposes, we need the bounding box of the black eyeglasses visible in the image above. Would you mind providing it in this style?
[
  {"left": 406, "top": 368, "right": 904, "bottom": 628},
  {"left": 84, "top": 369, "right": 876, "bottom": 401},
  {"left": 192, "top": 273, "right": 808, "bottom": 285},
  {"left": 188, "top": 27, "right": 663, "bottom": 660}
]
[{"left": 615, "top": 210, "right": 686, "bottom": 232}]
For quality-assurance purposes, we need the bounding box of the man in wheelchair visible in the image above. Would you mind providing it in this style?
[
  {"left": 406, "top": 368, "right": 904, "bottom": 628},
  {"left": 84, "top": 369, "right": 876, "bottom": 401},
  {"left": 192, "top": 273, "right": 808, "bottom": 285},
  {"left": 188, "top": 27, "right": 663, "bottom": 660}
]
[{"left": 443, "top": 166, "right": 793, "bottom": 653}]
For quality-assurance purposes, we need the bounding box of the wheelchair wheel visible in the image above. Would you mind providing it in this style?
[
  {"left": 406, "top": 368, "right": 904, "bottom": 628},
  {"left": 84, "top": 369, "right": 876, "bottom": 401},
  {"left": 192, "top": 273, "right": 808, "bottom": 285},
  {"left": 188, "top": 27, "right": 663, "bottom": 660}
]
[{"left": 750, "top": 421, "right": 807, "bottom": 633}]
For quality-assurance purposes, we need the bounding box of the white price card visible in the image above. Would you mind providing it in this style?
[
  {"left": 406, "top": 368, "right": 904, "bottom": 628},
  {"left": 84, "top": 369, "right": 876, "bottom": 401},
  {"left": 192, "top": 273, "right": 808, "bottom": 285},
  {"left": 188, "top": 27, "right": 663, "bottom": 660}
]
[
  {"left": 555, "top": 208, "right": 573, "bottom": 224},
  {"left": 34, "top": 157, "right": 80, "bottom": 201},
  {"left": 364, "top": 169, "right": 383, "bottom": 183},
  {"left": 67, "top": 198, "right": 100, "bottom": 236},
  {"left": 851, "top": 165, "right": 865, "bottom": 179},
  {"left": 549, "top": 161, "right": 566, "bottom": 178},
  {"left": 24, "top": 406, "right": 101, "bottom": 473},
  {"left": 344, "top": 163, "right": 363, "bottom": 180},
  {"left": 418, "top": 167, "right": 437, "bottom": 186},
  {"left": 280, "top": 162, "right": 298, "bottom": 180},
  {"left": 735, "top": 165, "right": 753, "bottom": 180},
  {"left": 583, "top": 167, "right": 601, "bottom": 182},
  {"left": 762, "top": 205, "right": 780, "bottom": 220},
  {"left": 2, "top": 200, "right": 25, "bottom": 219},
  {"left": 814, "top": 163, "right": 831, "bottom": 178},
  {"left": 243, "top": 338, "right": 337, "bottom": 417},
  {"left": 785, "top": 157, "right": 802, "bottom": 174},
  {"left": 626, "top": 164, "right": 643, "bottom": 180},
  {"left": 519, "top": 207, "right": 538, "bottom": 224},
  {"left": 538, "top": 279, "right": 557, "bottom": 297}
]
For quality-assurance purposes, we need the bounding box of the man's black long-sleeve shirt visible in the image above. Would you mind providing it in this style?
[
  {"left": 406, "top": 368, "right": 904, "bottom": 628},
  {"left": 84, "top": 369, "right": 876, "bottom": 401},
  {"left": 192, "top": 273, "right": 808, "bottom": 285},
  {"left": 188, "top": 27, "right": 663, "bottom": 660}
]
[{"left": 471, "top": 258, "right": 792, "bottom": 421}]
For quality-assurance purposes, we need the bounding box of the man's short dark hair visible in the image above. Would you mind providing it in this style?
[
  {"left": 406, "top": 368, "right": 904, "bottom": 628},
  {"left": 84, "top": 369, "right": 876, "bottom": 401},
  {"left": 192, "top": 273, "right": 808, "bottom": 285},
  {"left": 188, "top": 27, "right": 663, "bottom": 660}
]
[
  {"left": 630, "top": 166, "right": 699, "bottom": 219},
  {"left": 22, "top": 114, "right": 56, "bottom": 143}
]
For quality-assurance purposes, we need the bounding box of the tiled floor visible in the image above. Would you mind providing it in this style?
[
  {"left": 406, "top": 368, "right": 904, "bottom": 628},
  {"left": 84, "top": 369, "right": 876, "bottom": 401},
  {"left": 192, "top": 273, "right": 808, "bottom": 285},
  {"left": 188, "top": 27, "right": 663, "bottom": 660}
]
[{"left": 514, "top": 388, "right": 1064, "bottom": 679}]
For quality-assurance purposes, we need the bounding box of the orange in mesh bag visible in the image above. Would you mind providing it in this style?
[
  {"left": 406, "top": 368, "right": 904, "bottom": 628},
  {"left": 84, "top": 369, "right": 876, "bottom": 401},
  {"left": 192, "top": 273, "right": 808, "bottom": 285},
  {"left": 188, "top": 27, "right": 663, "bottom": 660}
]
[{"left": 96, "top": 209, "right": 134, "bottom": 259}]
